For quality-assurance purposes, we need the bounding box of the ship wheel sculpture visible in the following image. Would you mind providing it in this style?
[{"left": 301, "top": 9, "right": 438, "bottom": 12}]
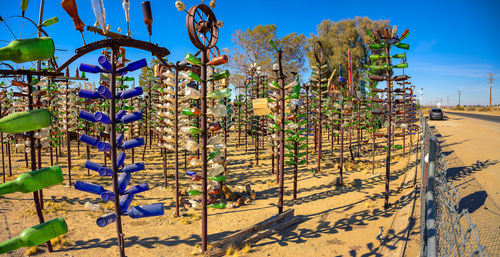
[{"left": 186, "top": 4, "right": 218, "bottom": 50}]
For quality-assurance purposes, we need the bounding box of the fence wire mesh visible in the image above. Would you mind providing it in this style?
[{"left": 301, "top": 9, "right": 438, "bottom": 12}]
[{"left": 420, "top": 113, "right": 489, "bottom": 257}]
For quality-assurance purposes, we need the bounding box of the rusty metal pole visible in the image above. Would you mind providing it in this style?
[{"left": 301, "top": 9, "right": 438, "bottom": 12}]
[
  {"left": 305, "top": 83, "right": 309, "bottom": 164},
  {"left": 27, "top": 75, "right": 53, "bottom": 252},
  {"left": 174, "top": 63, "right": 180, "bottom": 217},
  {"left": 255, "top": 75, "right": 259, "bottom": 166},
  {"left": 339, "top": 94, "right": 344, "bottom": 185},
  {"left": 109, "top": 47, "right": 126, "bottom": 257},
  {"left": 402, "top": 68, "right": 406, "bottom": 155},
  {"left": 0, "top": 100, "right": 4, "bottom": 183},
  {"left": 237, "top": 100, "right": 241, "bottom": 148},
  {"left": 317, "top": 65, "right": 322, "bottom": 173},
  {"left": 293, "top": 104, "right": 298, "bottom": 200},
  {"left": 65, "top": 80, "right": 72, "bottom": 186},
  {"left": 200, "top": 51, "right": 209, "bottom": 253},
  {"left": 384, "top": 45, "right": 392, "bottom": 209},
  {"left": 277, "top": 49, "right": 285, "bottom": 214}
]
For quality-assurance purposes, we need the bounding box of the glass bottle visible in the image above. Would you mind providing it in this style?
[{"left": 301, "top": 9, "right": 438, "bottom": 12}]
[
  {"left": 185, "top": 53, "right": 202, "bottom": 66},
  {"left": 0, "top": 109, "right": 51, "bottom": 133},
  {"left": 394, "top": 42, "right": 409, "bottom": 50},
  {"left": 0, "top": 37, "right": 55, "bottom": 63},
  {"left": 0, "top": 218, "right": 68, "bottom": 254},
  {"left": 208, "top": 70, "right": 230, "bottom": 81},
  {"left": 181, "top": 107, "right": 201, "bottom": 117},
  {"left": 0, "top": 166, "right": 62, "bottom": 196}
]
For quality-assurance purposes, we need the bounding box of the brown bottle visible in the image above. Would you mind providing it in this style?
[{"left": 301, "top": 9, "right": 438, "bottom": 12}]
[
  {"left": 393, "top": 75, "right": 409, "bottom": 81},
  {"left": 207, "top": 55, "right": 228, "bottom": 66},
  {"left": 61, "top": 0, "right": 85, "bottom": 32},
  {"left": 209, "top": 122, "right": 222, "bottom": 132},
  {"left": 370, "top": 75, "right": 385, "bottom": 81},
  {"left": 142, "top": 1, "right": 153, "bottom": 37}
]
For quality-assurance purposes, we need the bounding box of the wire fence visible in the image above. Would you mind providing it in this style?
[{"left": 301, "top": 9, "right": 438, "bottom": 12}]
[{"left": 419, "top": 112, "right": 489, "bottom": 257}]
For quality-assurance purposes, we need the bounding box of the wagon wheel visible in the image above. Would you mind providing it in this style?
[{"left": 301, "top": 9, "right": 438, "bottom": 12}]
[
  {"left": 186, "top": 4, "right": 218, "bottom": 50},
  {"left": 206, "top": 45, "right": 220, "bottom": 60},
  {"left": 0, "top": 15, "right": 59, "bottom": 71},
  {"left": 313, "top": 40, "right": 325, "bottom": 64}
]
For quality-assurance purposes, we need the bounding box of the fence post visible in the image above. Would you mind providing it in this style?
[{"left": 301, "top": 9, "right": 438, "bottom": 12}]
[{"left": 426, "top": 136, "right": 438, "bottom": 257}]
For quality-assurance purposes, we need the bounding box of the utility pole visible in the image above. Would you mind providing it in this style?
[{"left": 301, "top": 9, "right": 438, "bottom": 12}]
[
  {"left": 447, "top": 96, "right": 449, "bottom": 108},
  {"left": 458, "top": 90, "right": 462, "bottom": 106},
  {"left": 488, "top": 73, "right": 495, "bottom": 108}
]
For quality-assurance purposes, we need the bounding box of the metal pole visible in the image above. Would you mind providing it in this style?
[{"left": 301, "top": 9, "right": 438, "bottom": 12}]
[
  {"left": 384, "top": 46, "right": 392, "bottom": 209},
  {"left": 200, "top": 51, "right": 208, "bottom": 253},
  {"left": 277, "top": 49, "right": 285, "bottom": 214},
  {"left": 174, "top": 63, "right": 180, "bottom": 217},
  {"left": 109, "top": 47, "right": 126, "bottom": 257}
]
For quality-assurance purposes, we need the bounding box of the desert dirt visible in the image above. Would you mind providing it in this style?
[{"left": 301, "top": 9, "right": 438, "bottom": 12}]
[{"left": 0, "top": 128, "right": 421, "bottom": 257}]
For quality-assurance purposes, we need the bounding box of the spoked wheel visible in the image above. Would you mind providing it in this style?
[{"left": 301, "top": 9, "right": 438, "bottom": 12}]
[
  {"left": 313, "top": 40, "right": 325, "bottom": 64},
  {"left": 186, "top": 4, "right": 218, "bottom": 50},
  {"left": 0, "top": 15, "right": 59, "bottom": 71}
]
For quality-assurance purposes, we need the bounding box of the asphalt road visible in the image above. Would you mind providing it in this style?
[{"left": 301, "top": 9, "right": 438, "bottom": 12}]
[{"left": 444, "top": 111, "right": 500, "bottom": 123}]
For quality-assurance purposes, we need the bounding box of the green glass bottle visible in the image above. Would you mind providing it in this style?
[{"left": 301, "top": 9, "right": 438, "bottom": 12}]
[
  {"left": 0, "top": 217, "right": 68, "bottom": 254},
  {"left": 41, "top": 17, "right": 59, "bottom": 27},
  {"left": 208, "top": 70, "right": 230, "bottom": 81},
  {"left": 269, "top": 39, "right": 278, "bottom": 51},
  {"left": 208, "top": 175, "right": 226, "bottom": 182},
  {"left": 181, "top": 107, "right": 201, "bottom": 117},
  {"left": 366, "top": 29, "right": 375, "bottom": 40},
  {"left": 369, "top": 41, "right": 387, "bottom": 49},
  {"left": 391, "top": 53, "right": 406, "bottom": 59},
  {"left": 187, "top": 71, "right": 202, "bottom": 83},
  {"left": 184, "top": 53, "right": 202, "bottom": 66},
  {"left": 208, "top": 202, "right": 226, "bottom": 209},
  {"left": 269, "top": 80, "right": 281, "bottom": 90},
  {"left": 369, "top": 54, "right": 388, "bottom": 61},
  {"left": 0, "top": 165, "right": 62, "bottom": 196},
  {"left": 207, "top": 149, "right": 221, "bottom": 162},
  {"left": 392, "top": 63, "right": 408, "bottom": 69},
  {"left": 0, "top": 37, "right": 55, "bottom": 63},
  {"left": 188, "top": 189, "right": 202, "bottom": 196},
  {"left": 394, "top": 42, "right": 410, "bottom": 50},
  {"left": 207, "top": 88, "right": 231, "bottom": 99},
  {"left": 0, "top": 109, "right": 51, "bottom": 133},
  {"left": 189, "top": 127, "right": 202, "bottom": 135},
  {"left": 21, "top": 0, "right": 29, "bottom": 15}
]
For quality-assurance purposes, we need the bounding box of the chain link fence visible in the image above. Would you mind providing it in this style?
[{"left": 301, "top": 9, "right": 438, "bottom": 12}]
[{"left": 419, "top": 112, "right": 489, "bottom": 257}]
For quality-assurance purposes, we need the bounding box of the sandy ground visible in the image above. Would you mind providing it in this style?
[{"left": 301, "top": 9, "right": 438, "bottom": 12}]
[
  {"left": 428, "top": 114, "right": 500, "bottom": 255},
  {"left": 0, "top": 128, "right": 421, "bottom": 257}
]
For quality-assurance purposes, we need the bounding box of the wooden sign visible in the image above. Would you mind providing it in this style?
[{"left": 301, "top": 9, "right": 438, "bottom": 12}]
[{"left": 252, "top": 98, "right": 270, "bottom": 116}]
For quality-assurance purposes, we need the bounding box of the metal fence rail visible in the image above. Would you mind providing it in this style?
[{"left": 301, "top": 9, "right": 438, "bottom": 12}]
[{"left": 419, "top": 111, "right": 489, "bottom": 257}]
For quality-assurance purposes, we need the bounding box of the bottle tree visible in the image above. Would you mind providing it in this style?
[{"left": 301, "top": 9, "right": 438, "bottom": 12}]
[
  {"left": 283, "top": 75, "right": 307, "bottom": 200},
  {"left": 77, "top": 55, "right": 164, "bottom": 257},
  {"left": 365, "top": 26, "right": 410, "bottom": 208},
  {"left": 310, "top": 41, "right": 328, "bottom": 173}
]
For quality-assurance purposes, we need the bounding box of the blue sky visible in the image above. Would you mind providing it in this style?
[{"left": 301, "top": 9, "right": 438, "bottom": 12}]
[{"left": 1, "top": 0, "right": 499, "bottom": 105}]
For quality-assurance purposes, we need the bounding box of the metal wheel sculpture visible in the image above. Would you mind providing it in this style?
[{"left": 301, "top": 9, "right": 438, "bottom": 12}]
[
  {"left": 0, "top": 16, "right": 59, "bottom": 71},
  {"left": 314, "top": 40, "right": 324, "bottom": 64},
  {"left": 186, "top": 4, "right": 218, "bottom": 50}
]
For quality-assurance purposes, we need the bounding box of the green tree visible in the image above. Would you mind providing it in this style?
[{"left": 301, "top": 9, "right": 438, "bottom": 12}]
[
  {"left": 306, "top": 17, "right": 389, "bottom": 90},
  {"left": 228, "top": 25, "right": 308, "bottom": 89}
]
